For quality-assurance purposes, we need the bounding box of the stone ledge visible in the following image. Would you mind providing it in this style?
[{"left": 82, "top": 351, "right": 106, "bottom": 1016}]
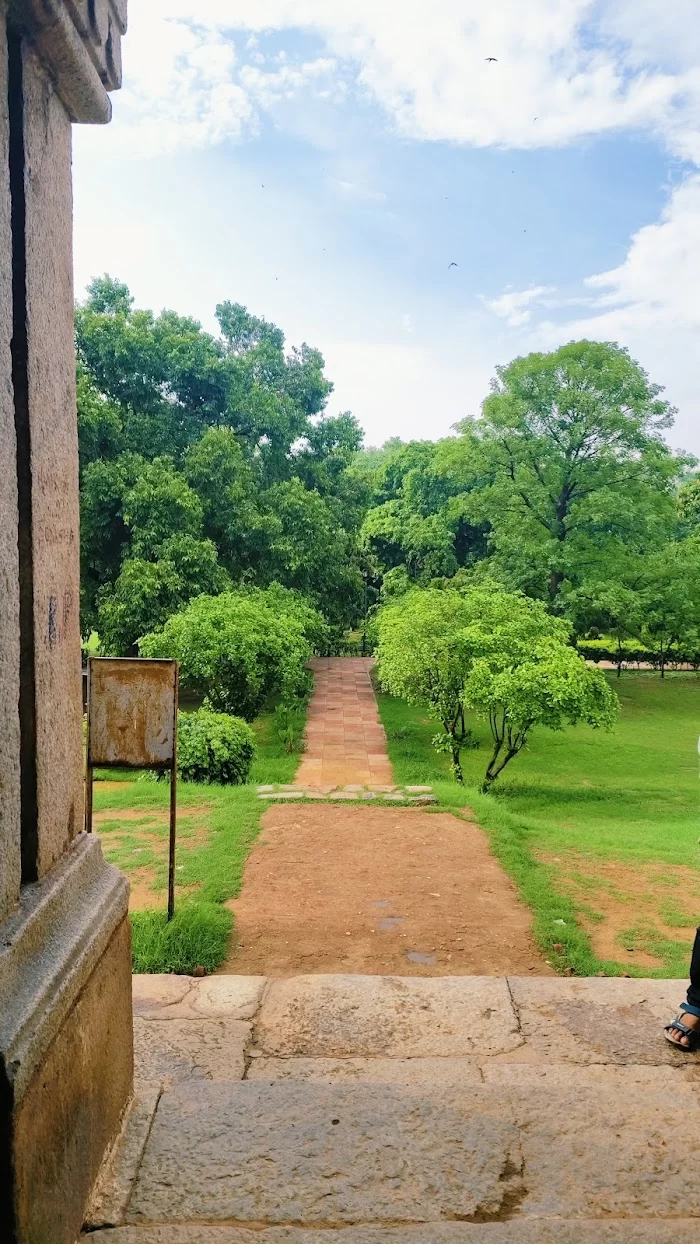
[
  {"left": 255, "top": 974, "right": 521, "bottom": 1058},
  {"left": 126, "top": 1082, "right": 521, "bottom": 1226},
  {"left": 0, "top": 831, "right": 129, "bottom": 1099},
  {"left": 82, "top": 1227, "right": 700, "bottom": 1243},
  {"left": 85, "top": 1081, "right": 161, "bottom": 1230},
  {"left": 132, "top": 974, "right": 266, "bottom": 1020}
]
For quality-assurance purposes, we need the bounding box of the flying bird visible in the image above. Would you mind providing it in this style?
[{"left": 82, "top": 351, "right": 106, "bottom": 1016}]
[
  {"left": 485, "top": 57, "right": 498, "bottom": 62},
  {"left": 448, "top": 261, "right": 458, "bottom": 269}
]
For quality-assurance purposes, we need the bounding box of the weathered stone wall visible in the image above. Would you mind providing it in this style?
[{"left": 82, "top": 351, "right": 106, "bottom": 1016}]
[
  {"left": 0, "top": 6, "right": 21, "bottom": 924},
  {"left": 0, "top": 4, "right": 130, "bottom": 1242},
  {"left": 23, "top": 39, "right": 83, "bottom": 877},
  {"left": 14, "top": 916, "right": 133, "bottom": 1243}
]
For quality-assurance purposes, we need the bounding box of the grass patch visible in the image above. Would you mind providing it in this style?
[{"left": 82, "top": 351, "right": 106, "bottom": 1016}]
[
  {"left": 130, "top": 903, "right": 233, "bottom": 974},
  {"left": 376, "top": 673, "right": 700, "bottom": 977},
  {"left": 94, "top": 699, "right": 304, "bottom": 973}
]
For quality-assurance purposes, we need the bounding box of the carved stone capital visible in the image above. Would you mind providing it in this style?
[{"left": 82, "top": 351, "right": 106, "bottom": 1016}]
[{"left": 11, "top": 0, "right": 127, "bottom": 123}]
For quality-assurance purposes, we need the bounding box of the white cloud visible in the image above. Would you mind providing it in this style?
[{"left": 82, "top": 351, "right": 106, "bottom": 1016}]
[
  {"left": 335, "top": 180, "right": 387, "bottom": 203},
  {"left": 322, "top": 341, "right": 493, "bottom": 443},
  {"left": 503, "top": 174, "right": 700, "bottom": 454},
  {"left": 486, "top": 285, "right": 555, "bottom": 327},
  {"left": 108, "top": 2, "right": 700, "bottom": 161}
]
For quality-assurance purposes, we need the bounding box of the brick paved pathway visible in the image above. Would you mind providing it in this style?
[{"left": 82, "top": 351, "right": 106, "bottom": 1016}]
[{"left": 294, "top": 657, "right": 394, "bottom": 788}]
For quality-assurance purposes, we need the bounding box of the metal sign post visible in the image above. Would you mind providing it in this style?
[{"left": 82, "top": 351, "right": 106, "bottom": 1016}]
[{"left": 86, "top": 657, "right": 179, "bottom": 920}]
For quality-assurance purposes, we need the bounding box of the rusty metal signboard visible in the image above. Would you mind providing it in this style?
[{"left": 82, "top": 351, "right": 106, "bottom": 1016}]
[{"left": 86, "top": 657, "right": 179, "bottom": 919}]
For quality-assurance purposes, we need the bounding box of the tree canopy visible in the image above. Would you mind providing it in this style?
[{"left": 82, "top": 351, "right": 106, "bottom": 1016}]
[
  {"left": 376, "top": 583, "right": 618, "bottom": 787},
  {"left": 77, "top": 277, "right": 366, "bottom": 649},
  {"left": 78, "top": 283, "right": 696, "bottom": 674}
]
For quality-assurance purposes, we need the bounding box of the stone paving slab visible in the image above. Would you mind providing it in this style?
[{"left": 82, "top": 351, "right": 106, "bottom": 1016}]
[
  {"left": 126, "top": 1082, "right": 521, "bottom": 1226},
  {"left": 256, "top": 783, "right": 437, "bottom": 805},
  {"left": 134, "top": 1018, "right": 250, "bottom": 1088},
  {"left": 511, "top": 1082, "right": 700, "bottom": 1218},
  {"left": 256, "top": 974, "right": 521, "bottom": 1058},
  {"left": 247, "top": 1055, "right": 484, "bottom": 1085},
  {"left": 132, "top": 975, "right": 266, "bottom": 1021},
  {"left": 508, "top": 976, "right": 688, "bottom": 1065},
  {"left": 84, "top": 1225, "right": 700, "bottom": 1243},
  {"left": 85, "top": 1083, "right": 162, "bottom": 1230}
]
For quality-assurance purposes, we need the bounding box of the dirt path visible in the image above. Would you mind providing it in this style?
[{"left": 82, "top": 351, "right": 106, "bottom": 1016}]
[
  {"left": 222, "top": 804, "right": 551, "bottom": 976},
  {"left": 294, "top": 656, "right": 394, "bottom": 788}
]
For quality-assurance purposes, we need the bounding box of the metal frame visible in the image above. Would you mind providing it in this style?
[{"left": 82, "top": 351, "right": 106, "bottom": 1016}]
[{"left": 85, "top": 657, "right": 179, "bottom": 920}]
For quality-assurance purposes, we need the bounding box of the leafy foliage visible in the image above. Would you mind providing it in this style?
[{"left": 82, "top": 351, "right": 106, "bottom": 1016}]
[
  {"left": 77, "top": 277, "right": 366, "bottom": 644},
  {"left": 140, "top": 587, "right": 322, "bottom": 719},
  {"left": 177, "top": 710, "right": 255, "bottom": 785},
  {"left": 377, "top": 584, "right": 618, "bottom": 787}
]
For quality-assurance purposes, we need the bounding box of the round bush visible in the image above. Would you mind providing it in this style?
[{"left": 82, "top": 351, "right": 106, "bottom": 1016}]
[{"left": 177, "top": 709, "right": 255, "bottom": 785}]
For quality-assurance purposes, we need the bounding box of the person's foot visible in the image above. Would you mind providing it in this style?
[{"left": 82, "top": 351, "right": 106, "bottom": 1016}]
[{"left": 665, "top": 1007, "right": 700, "bottom": 1049}]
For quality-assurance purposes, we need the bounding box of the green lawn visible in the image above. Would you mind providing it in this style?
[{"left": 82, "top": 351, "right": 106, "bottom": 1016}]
[
  {"left": 94, "top": 706, "right": 302, "bottom": 973},
  {"left": 377, "top": 673, "right": 700, "bottom": 977}
]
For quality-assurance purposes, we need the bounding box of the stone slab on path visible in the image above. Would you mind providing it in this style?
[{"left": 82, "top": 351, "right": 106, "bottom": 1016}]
[
  {"left": 100, "top": 1076, "right": 700, "bottom": 1228},
  {"left": 84, "top": 973, "right": 700, "bottom": 1238},
  {"left": 85, "top": 1225, "right": 700, "bottom": 1243},
  {"left": 126, "top": 1081, "right": 521, "bottom": 1226},
  {"left": 223, "top": 806, "right": 549, "bottom": 976},
  {"left": 255, "top": 973, "right": 521, "bottom": 1058},
  {"left": 294, "top": 657, "right": 394, "bottom": 788}
]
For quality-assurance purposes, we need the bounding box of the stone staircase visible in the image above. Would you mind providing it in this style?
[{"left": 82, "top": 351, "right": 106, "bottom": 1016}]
[{"left": 83, "top": 972, "right": 700, "bottom": 1242}]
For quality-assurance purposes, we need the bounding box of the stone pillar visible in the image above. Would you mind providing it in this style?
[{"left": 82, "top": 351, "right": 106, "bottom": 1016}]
[{"left": 0, "top": 4, "right": 131, "bottom": 1242}]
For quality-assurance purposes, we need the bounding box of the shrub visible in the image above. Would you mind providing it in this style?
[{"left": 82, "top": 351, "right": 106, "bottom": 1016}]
[
  {"left": 140, "top": 586, "right": 323, "bottom": 719},
  {"left": 177, "top": 709, "right": 255, "bottom": 785}
]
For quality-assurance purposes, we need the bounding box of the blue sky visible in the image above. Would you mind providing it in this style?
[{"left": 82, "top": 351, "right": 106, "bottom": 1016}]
[{"left": 72, "top": 1, "right": 700, "bottom": 454}]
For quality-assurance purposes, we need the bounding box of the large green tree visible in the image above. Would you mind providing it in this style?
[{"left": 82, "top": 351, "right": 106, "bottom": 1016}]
[
  {"left": 77, "top": 277, "right": 368, "bottom": 645},
  {"left": 459, "top": 341, "right": 685, "bottom": 609}
]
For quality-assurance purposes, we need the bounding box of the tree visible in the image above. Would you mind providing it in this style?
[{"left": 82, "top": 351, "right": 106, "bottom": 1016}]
[
  {"left": 376, "top": 584, "right": 617, "bottom": 785},
  {"left": 376, "top": 586, "right": 489, "bottom": 781},
  {"left": 359, "top": 438, "right": 488, "bottom": 588},
  {"left": 97, "top": 536, "right": 228, "bottom": 655},
  {"left": 637, "top": 542, "right": 700, "bottom": 676},
  {"left": 139, "top": 588, "right": 322, "bottom": 718},
  {"left": 460, "top": 341, "right": 685, "bottom": 608},
  {"left": 76, "top": 278, "right": 370, "bottom": 636},
  {"left": 460, "top": 600, "right": 619, "bottom": 789}
]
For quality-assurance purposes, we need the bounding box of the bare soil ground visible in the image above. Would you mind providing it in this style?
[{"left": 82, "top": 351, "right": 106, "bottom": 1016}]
[
  {"left": 539, "top": 849, "right": 700, "bottom": 969},
  {"left": 222, "top": 804, "right": 552, "bottom": 976}
]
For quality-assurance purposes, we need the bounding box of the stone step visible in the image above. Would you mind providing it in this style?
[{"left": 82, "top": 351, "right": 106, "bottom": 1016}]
[
  {"left": 88, "top": 1076, "right": 700, "bottom": 1233},
  {"left": 86, "top": 1222, "right": 700, "bottom": 1242},
  {"left": 85, "top": 974, "right": 700, "bottom": 1238}
]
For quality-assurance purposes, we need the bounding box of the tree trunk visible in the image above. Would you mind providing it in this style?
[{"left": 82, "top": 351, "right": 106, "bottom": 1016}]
[{"left": 451, "top": 743, "right": 464, "bottom": 785}]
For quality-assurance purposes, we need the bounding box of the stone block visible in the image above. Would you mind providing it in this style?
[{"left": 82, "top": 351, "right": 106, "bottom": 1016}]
[
  {"left": 23, "top": 43, "right": 84, "bottom": 879},
  {"left": 257, "top": 974, "right": 520, "bottom": 1057},
  {"left": 132, "top": 974, "right": 266, "bottom": 1020},
  {"left": 81, "top": 1224, "right": 700, "bottom": 1243},
  {"left": 247, "top": 1056, "right": 483, "bottom": 1085},
  {"left": 482, "top": 1061, "right": 695, "bottom": 1086},
  {"left": 12, "top": 913, "right": 133, "bottom": 1243},
  {"left": 134, "top": 1017, "right": 251, "bottom": 1088},
  {"left": 126, "top": 1082, "right": 520, "bottom": 1225},
  {"left": 507, "top": 976, "right": 685, "bottom": 1064},
  {"left": 405, "top": 786, "right": 433, "bottom": 793},
  {"left": 512, "top": 1082, "right": 700, "bottom": 1217},
  {"left": 85, "top": 1082, "right": 161, "bottom": 1230}
]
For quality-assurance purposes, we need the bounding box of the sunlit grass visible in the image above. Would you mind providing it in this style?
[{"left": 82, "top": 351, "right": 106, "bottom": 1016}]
[
  {"left": 94, "top": 700, "right": 303, "bottom": 973},
  {"left": 377, "top": 672, "right": 700, "bottom": 977}
]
